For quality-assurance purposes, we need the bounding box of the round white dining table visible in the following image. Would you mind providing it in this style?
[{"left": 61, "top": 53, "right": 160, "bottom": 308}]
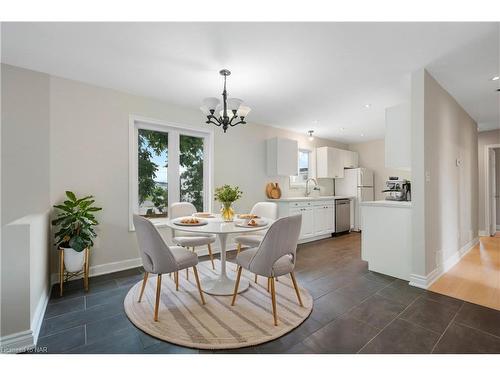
[{"left": 165, "top": 215, "right": 272, "bottom": 296}]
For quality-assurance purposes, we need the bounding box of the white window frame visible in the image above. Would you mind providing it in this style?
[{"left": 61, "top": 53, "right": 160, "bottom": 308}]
[
  {"left": 128, "top": 115, "right": 214, "bottom": 230},
  {"left": 289, "top": 148, "right": 313, "bottom": 188}
]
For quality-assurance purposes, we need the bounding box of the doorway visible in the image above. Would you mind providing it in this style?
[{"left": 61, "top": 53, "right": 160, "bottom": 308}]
[{"left": 485, "top": 145, "right": 500, "bottom": 236}]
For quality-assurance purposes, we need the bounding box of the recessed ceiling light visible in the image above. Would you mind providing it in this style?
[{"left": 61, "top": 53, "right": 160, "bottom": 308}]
[
  {"left": 364, "top": 104, "right": 371, "bottom": 109},
  {"left": 491, "top": 76, "right": 499, "bottom": 81},
  {"left": 360, "top": 133, "right": 365, "bottom": 137},
  {"left": 340, "top": 127, "right": 345, "bottom": 131}
]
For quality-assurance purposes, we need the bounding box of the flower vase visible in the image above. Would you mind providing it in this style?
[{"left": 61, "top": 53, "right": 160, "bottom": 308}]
[{"left": 220, "top": 202, "right": 235, "bottom": 222}]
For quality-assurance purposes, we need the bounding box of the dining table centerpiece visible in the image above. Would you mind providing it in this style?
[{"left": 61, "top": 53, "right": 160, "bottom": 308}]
[{"left": 214, "top": 184, "right": 243, "bottom": 222}]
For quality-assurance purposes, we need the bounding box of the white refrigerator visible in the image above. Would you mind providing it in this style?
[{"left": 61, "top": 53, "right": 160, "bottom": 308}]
[{"left": 334, "top": 168, "right": 374, "bottom": 231}]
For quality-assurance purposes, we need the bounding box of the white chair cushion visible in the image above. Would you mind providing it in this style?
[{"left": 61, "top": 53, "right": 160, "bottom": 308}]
[
  {"left": 170, "top": 246, "right": 198, "bottom": 269},
  {"left": 236, "top": 248, "right": 294, "bottom": 277},
  {"left": 234, "top": 234, "right": 264, "bottom": 247},
  {"left": 174, "top": 236, "right": 216, "bottom": 247}
]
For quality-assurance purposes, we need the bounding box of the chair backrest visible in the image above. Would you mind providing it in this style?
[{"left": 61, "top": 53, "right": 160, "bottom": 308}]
[
  {"left": 133, "top": 215, "right": 177, "bottom": 274},
  {"left": 170, "top": 202, "right": 197, "bottom": 219},
  {"left": 247, "top": 214, "right": 302, "bottom": 277},
  {"left": 169, "top": 202, "right": 197, "bottom": 237},
  {"left": 251, "top": 202, "right": 278, "bottom": 220}
]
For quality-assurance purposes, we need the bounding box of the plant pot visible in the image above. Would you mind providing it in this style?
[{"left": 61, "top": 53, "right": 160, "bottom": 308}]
[{"left": 62, "top": 247, "right": 86, "bottom": 273}]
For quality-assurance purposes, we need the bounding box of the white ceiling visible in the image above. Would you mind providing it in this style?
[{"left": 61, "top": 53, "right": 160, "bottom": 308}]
[{"left": 1, "top": 22, "right": 498, "bottom": 143}]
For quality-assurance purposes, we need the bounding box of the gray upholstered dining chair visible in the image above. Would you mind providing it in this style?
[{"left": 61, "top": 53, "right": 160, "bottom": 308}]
[
  {"left": 133, "top": 215, "right": 205, "bottom": 322},
  {"left": 231, "top": 215, "right": 303, "bottom": 326},
  {"left": 169, "top": 202, "right": 216, "bottom": 277},
  {"left": 233, "top": 202, "right": 278, "bottom": 254}
]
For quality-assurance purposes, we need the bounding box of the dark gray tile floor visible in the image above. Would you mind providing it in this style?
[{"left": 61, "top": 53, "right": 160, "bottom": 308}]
[{"left": 35, "top": 233, "right": 500, "bottom": 354}]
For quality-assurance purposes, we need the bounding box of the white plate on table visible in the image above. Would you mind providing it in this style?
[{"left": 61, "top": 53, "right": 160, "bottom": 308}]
[
  {"left": 235, "top": 219, "right": 268, "bottom": 228},
  {"left": 173, "top": 217, "right": 208, "bottom": 226},
  {"left": 193, "top": 212, "right": 216, "bottom": 219}
]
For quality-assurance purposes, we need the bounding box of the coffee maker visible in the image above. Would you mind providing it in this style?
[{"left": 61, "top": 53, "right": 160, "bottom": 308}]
[{"left": 382, "top": 177, "right": 411, "bottom": 201}]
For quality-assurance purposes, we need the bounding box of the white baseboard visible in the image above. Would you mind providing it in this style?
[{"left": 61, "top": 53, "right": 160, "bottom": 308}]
[
  {"left": 31, "top": 287, "right": 50, "bottom": 345},
  {"left": 409, "top": 237, "right": 479, "bottom": 290},
  {"left": 0, "top": 330, "right": 34, "bottom": 353},
  {"left": 479, "top": 230, "right": 490, "bottom": 236},
  {"left": 497, "top": 225, "right": 500, "bottom": 231}
]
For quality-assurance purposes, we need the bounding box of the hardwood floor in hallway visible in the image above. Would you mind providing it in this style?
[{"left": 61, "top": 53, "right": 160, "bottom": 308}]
[{"left": 430, "top": 236, "right": 500, "bottom": 311}]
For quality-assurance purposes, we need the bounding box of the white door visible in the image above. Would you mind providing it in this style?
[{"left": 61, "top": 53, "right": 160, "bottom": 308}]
[{"left": 489, "top": 149, "right": 497, "bottom": 236}]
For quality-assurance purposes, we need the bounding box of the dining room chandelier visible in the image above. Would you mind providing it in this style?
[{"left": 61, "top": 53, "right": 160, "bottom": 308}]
[{"left": 200, "top": 69, "right": 251, "bottom": 133}]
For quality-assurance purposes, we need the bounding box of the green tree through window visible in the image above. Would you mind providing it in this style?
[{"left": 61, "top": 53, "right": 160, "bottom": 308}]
[
  {"left": 180, "top": 135, "right": 204, "bottom": 212},
  {"left": 138, "top": 129, "right": 204, "bottom": 216}
]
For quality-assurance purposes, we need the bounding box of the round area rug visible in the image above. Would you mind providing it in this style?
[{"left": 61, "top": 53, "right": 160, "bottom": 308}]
[{"left": 124, "top": 260, "right": 313, "bottom": 350}]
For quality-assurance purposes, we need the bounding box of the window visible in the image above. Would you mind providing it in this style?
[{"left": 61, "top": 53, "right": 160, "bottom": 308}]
[
  {"left": 129, "top": 117, "right": 212, "bottom": 229},
  {"left": 289, "top": 149, "right": 312, "bottom": 187}
]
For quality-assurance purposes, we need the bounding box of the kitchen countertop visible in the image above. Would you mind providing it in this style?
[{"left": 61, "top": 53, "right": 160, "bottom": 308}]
[
  {"left": 268, "top": 195, "right": 354, "bottom": 202},
  {"left": 360, "top": 200, "right": 412, "bottom": 208}
]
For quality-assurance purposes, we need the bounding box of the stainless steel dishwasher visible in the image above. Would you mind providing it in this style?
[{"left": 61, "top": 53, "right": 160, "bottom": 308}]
[{"left": 335, "top": 199, "right": 351, "bottom": 233}]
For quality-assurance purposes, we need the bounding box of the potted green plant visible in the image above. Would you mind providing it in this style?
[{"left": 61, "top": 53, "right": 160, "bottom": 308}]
[
  {"left": 214, "top": 184, "right": 243, "bottom": 221},
  {"left": 52, "top": 191, "right": 102, "bottom": 272}
]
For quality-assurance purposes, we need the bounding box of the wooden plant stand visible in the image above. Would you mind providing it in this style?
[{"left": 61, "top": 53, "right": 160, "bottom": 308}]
[{"left": 58, "top": 247, "right": 90, "bottom": 297}]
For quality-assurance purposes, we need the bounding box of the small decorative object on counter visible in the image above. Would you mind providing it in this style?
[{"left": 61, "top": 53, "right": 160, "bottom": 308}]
[
  {"left": 265, "top": 182, "right": 281, "bottom": 199},
  {"left": 52, "top": 191, "right": 102, "bottom": 296},
  {"left": 214, "top": 184, "right": 243, "bottom": 221}
]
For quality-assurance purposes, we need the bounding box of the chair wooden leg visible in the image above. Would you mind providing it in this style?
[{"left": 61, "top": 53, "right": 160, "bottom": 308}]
[
  {"left": 154, "top": 274, "right": 162, "bottom": 322},
  {"left": 290, "top": 272, "right": 304, "bottom": 307},
  {"left": 236, "top": 243, "right": 241, "bottom": 255},
  {"left": 59, "top": 249, "right": 64, "bottom": 297},
  {"left": 192, "top": 266, "right": 205, "bottom": 305},
  {"left": 270, "top": 277, "right": 278, "bottom": 326},
  {"left": 175, "top": 271, "right": 179, "bottom": 291},
  {"left": 138, "top": 272, "right": 149, "bottom": 302},
  {"left": 267, "top": 277, "right": 270, "bottom": 293},
  {"left": 207, "top": 243, "right": 215, "bottom": 269},
  {"left": 186, "top": 268, "right": 189, "bottom": 280},
  {"left": 254, "top": 274, "right": 258, "bottom": 283},
  {"left": 231, "top": 266, "right": 243, "bottom": 306}
]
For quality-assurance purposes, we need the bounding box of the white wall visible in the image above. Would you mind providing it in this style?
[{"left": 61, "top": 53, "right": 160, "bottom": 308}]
[
  {"left": 1, "top": 64, "right": 51, "bottom": 349},
  {"left": 411, "top": 69, "right": 478, "bottom": 283},
  {"left": 48, "top": 73, "right": 346, "bottom": 275},
  {"left": 348, "top": 139, "right": 411, "bottom": 200},
  {"left": 477, "top": 130, "right": 500, "bottom": 233}
]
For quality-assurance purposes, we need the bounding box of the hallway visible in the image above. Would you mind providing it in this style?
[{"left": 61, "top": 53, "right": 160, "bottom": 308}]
[{"left": 430, "top": 236, "right": 500, "bottom": 311}]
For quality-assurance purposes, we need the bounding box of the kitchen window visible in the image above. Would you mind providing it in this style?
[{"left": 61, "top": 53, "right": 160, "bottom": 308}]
[
  {"left": 290, "top": 149, "right": 312, "bottom": 187},
  {"left": 129, "top": 116, "right": 213, "bottom": 229}
]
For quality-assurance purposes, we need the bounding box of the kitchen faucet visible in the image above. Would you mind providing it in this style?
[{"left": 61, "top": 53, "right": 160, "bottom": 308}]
[{"left": 305, "top": 178, "right": 320, "bottom": 197}]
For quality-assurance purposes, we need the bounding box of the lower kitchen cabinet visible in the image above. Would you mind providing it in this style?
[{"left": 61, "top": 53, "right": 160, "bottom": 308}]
[{"left": 275, "top": 199, "right": 336, "bottom": 243}]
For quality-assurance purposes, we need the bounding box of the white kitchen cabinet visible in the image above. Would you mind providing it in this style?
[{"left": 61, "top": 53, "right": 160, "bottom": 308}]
[
  {"left": 342, "top": 150, "right": 359, "bottom": 169},
  {"left": 313, "top": 204, "right": 334, "bottom": 234},
  {"left": 316, "top": 147, "right": 344, "bottom": 179},
  {"left": 290, "top": 206, "right": 315, "bottom": 238},
  {"left": 266, "top": 137, "right": 299, "bottom": 176},
  {"left": 273, "top": 198, "right": 344, "bottom": 243},
  {"left": 385, "top": 103, "right": 411, "bottom": 171}
]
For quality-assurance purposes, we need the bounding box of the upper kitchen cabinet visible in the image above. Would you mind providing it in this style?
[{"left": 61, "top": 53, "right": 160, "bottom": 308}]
[
  {"left": 316, "top": 146, "right": 345, "bottom": 178},
  {"left": 385, "top": 103, "right": 411, "bottom": 171},
  {"left": 342, "top": 149, "right": 359, "bottom": 169},
  {"left": 266, "top": 137, "right": 299, "bottom": 176}
]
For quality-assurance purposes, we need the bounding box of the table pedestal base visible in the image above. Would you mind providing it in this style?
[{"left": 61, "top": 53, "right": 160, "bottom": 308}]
[{"left": 202, "top": 274, "right": 250, "bottom": 296}]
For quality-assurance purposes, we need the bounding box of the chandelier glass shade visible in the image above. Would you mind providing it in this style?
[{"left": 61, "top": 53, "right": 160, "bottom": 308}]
[{"left": 200, "top": 69, "right": 251, "bottom": 133}]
